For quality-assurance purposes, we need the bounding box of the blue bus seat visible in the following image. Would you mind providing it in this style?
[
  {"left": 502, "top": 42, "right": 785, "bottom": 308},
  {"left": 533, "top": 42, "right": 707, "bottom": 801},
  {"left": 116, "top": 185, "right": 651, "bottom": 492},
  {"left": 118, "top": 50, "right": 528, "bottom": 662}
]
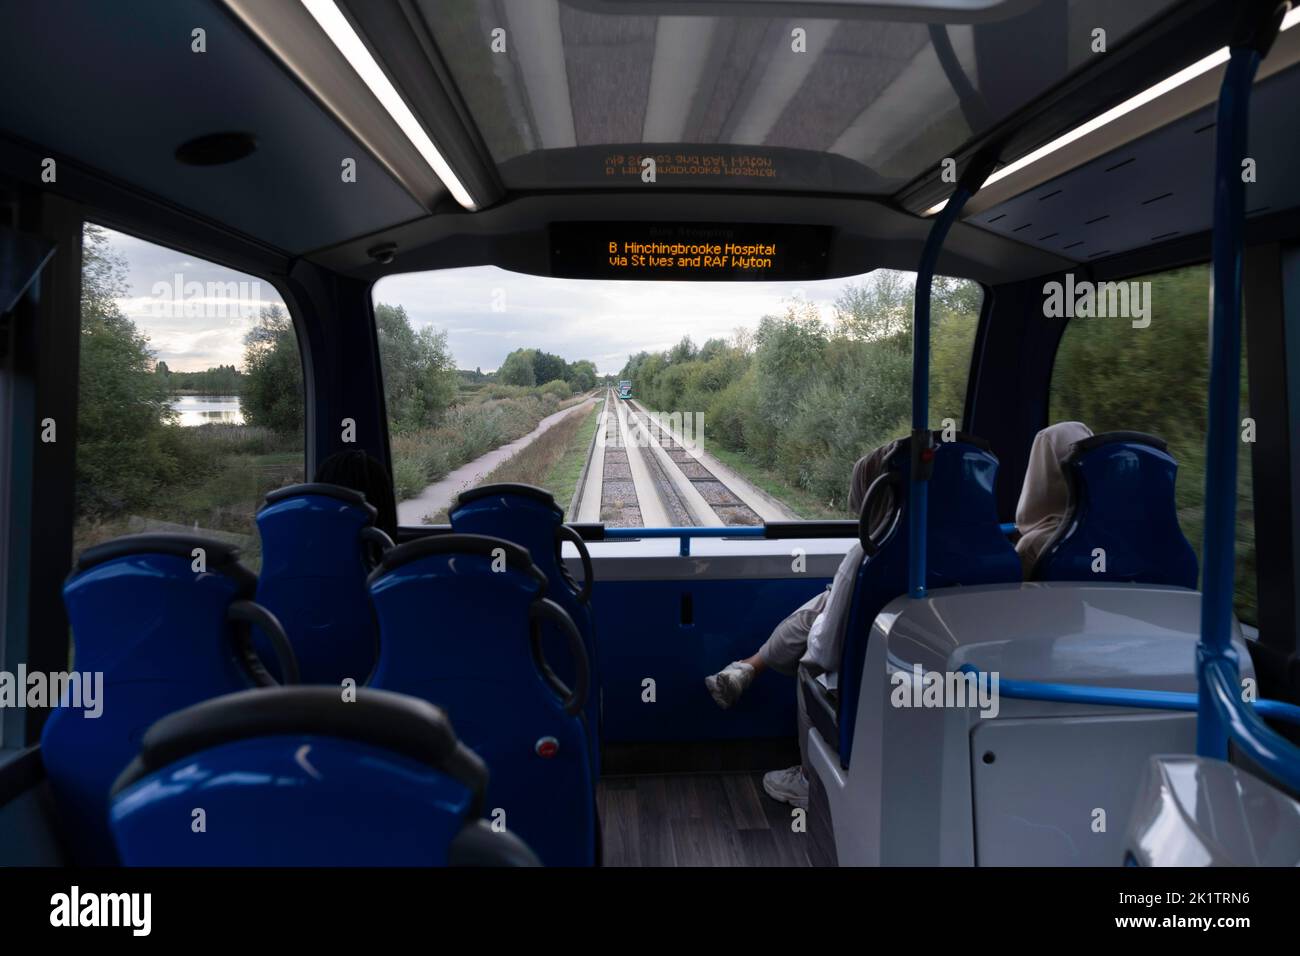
[
  {"left": 800, "top": 434, "right": 1023, "bottom": 768},
  {"left": 108, "top": 687, "right": 540, "bottom": 866},
  {"left": 254, "top": 483, "right": 394, "bottom": 684},
  {"left": 367, "top": 533, "right": 597, "bottom": 866},
  {"left": 449, "top": 483, "right": 600, "bottom": 765},
  {"left": 1030, "top": 432, "right": 1198, "bottom": 588},
  {"left": 41, "top": 533, "right": 298, "bottom": 864}
]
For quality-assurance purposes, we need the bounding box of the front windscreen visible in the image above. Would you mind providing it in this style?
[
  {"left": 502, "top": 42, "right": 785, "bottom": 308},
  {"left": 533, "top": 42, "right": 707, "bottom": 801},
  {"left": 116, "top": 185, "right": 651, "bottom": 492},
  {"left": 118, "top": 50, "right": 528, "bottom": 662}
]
[{"left": 373, "top": 265, "right": 982, "bottom": 528}]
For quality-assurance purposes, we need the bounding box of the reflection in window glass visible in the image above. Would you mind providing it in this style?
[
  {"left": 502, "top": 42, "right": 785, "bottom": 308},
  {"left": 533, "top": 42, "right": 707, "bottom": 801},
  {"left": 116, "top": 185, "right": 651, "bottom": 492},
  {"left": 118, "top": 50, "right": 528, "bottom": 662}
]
[
  {"left": 375, "top": 267, "right": 981, "bottom": 526},
  {"left": 1049, "top": 263, "right": 1256, "bottom": 624},
  {"left": 75, "top": 224, "right": 303, "bottom": 568}
]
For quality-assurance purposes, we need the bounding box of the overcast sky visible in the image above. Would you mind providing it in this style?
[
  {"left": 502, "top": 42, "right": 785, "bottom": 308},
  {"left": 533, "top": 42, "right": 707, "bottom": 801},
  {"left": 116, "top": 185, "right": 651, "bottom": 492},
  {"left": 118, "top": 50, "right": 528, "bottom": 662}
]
[
  {"left": 104, "top": 226, "right": 885, "bottom": 375},
  {"left": 374, "top": 268, "right": 870, "bottom": 375}
]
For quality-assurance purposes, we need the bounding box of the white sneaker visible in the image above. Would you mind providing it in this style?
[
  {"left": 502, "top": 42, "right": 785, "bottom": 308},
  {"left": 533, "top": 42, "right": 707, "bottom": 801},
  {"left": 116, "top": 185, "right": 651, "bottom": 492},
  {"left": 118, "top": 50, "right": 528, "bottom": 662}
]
[
  {"left": 762, "top": 766, "right": 809, "bottom": 809},
  {"left": 705, "top": 661, "right": 755, "bottom": 709}
]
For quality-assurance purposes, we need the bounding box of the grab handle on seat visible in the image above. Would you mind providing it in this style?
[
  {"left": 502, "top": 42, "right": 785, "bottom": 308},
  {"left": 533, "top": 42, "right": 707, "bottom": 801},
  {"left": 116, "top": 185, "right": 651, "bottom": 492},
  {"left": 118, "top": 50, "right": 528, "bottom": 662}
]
[
  {"left": 529, "top": 598, "right": 590, "bottom": 717},
  {"left": 858, "top": 472, "right": 901, "bottom": 556},
  {"left": 228, "top": 599, "right": 301, "bottom": 686},
  {"left": 360, "top": 526, "right": 395, "bottom": 569},
  {"left": 556, "top": 524, "right": 594, "bottom": 604}
]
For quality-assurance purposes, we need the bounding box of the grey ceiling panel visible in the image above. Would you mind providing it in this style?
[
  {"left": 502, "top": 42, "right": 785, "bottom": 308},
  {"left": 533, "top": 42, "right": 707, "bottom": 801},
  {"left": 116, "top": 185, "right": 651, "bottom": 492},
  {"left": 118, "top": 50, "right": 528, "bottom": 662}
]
[
  {"left": 0, "top": 0, "right": 427, "bottom": 254},
  {"left": 968, "top": 64, "right": 1300, "bottom": 264}
]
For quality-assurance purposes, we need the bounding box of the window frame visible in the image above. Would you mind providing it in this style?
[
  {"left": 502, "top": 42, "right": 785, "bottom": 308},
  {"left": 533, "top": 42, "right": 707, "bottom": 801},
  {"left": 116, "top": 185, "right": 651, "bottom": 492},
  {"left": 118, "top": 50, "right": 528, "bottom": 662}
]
[{"left": 1, "top": 191, "right": 307, "bottom": 747}]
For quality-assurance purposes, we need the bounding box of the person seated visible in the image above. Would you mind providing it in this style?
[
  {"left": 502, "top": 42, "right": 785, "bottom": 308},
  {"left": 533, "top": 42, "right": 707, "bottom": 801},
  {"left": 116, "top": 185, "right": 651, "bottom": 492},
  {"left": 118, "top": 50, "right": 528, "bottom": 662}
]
[
  {"left": 703, "top": 439, "right": 900, "bottom": 807},
  {"left": 1013, "top": 421, "right": 1093, "bottom": 575},
  {"left": 313, "top": 449, "right": 399, "bottom": 539}
]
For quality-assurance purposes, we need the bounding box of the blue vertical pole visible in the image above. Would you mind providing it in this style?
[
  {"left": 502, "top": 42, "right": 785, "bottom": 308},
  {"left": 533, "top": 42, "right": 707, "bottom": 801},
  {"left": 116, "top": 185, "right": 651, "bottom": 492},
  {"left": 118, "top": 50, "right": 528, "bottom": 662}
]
[
  {"left": 909, "top": 185, "right": 975, "bottom": 598},
  {"left": 1197, "top": 46, "right": 1262, "bottom": 759}
]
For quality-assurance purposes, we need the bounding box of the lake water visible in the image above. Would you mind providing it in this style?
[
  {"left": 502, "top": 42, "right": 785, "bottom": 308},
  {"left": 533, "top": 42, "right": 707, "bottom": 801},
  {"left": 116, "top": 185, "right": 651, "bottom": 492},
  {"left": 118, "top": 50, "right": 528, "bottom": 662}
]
[{"left": 170, "top": 394, "right": 244, "bottom": 427}]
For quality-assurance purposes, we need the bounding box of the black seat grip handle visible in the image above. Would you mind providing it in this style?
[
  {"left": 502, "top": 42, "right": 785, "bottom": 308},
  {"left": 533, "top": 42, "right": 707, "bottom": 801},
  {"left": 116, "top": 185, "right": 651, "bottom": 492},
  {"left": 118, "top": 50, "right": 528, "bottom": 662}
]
[
  {"left": 228, "top": 599, "right": 301, "bottom": 686},
  {"left": 556, "top": 524, "right": 594, "bottom": 604},
  {"left": 360, "top": 526, "right": 395, "bottom": 570},
  {"left": 529, "top": 598, "right": 590, "bottom": 717},
  {"left": 858, "top": 472, "right": 901, "bottom": 556}
]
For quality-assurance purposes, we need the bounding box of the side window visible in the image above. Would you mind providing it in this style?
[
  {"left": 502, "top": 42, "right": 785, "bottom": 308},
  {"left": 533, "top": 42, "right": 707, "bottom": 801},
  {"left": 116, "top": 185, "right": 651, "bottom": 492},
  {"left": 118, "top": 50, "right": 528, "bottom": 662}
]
[
  {"left": 1048, "top": 263, "right": 1256, "bottom": 625},
  {"left": 75, "top": 224, "right": 304, "bottom": 569}
]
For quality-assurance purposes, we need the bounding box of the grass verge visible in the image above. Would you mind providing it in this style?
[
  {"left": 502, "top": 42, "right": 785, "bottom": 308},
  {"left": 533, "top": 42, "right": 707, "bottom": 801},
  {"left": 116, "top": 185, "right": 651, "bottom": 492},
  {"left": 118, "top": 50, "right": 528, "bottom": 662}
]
[
  {"left": 704, "top": 443, "right": 852, "bottom": 520},
  {"left": 421, "top": 400, "right": 597, "bottom": 523}
]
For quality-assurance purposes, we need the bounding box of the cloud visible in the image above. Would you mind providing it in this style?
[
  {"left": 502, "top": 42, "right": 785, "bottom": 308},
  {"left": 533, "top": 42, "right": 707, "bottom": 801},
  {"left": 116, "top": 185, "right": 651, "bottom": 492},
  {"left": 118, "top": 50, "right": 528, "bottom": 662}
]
[
  {"left": 375, "top": 265, "right": 876, "bottom": 374},
  {"left": 99, "top": 226, "right": 899, "bottom": 377}
]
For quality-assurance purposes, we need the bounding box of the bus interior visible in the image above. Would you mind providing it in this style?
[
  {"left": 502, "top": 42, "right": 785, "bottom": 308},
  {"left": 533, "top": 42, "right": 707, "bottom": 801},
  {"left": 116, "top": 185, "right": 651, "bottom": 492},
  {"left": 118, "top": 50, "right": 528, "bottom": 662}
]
[{"left": 1, "top": 0, "right": 1300, "bottom": 878}]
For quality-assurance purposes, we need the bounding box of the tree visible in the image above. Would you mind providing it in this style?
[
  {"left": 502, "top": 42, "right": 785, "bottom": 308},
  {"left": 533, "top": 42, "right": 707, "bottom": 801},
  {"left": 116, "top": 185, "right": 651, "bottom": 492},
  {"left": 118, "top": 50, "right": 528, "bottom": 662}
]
[
  {"left": 754, "top": 303, "right": 827, "bottom": 427},
  {"left": 498, "top": 348, "right": 537, "bottom": 387},
  {"left": 833, "top": 270, "right": 912, "bottom": 344},
  {"left": 568, "top": 359, "right": 598, "bottom": 392},
  {"left": 242, "top": 304, "right": 303, "bottom": 435},
  {"left": 668, "top": 336, "right": 697, "bottom": 365},
  {"left": 533, "top": 349, "right": 568, "bottom": 385},
  {"left": 77, "top": 224, "right": 179, "bottom": 515},
  {"left": 375, "top": 303, "right": 458, "bottom": 431}
]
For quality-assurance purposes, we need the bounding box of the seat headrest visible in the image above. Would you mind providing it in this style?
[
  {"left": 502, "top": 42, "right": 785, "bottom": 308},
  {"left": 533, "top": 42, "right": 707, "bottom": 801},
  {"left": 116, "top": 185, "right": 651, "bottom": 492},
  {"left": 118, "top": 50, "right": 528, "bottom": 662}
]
[
  {"left": 1030, "top": 430, "right": 1197, "bottom": 587},
  {"left": 855, "top": 433, "right": 1001, "bottom": 551},
  {"left": 453, "top": 483, "right": 562, "bottom": 515},
  {"left": 368, "top": 532, "right": 546, "bottom": 588},
  {"left": 1068, "top": 431, "right": 1168, "bottom": 459},
  {"left": 882, "top": 430, "right": 992, "bottom": 463},
  {"left": 261, "top": 482, "right": 377, "bottom": 519},
  {"left": 110, "top": 687, "right": 488, "bottom": 810},
  {"left": 74, "top": 533, "right": 256, "bottom": 594}
]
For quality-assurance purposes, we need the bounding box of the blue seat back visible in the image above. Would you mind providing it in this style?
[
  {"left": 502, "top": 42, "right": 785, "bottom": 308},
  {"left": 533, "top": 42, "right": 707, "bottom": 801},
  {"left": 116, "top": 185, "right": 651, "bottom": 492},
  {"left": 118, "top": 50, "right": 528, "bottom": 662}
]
[
  {"left": 1031, "top": 432, "right": 1198, "bottom": 588},
  {"left": 41, "top": 534, "right": 295, "bottom": 864},
  {"left": 367, "top": 534, "right": 596, "bottom": 866},
  {"left": 837, "top": 435, "right": 1022, "bottom": 765},
  {"left": 108, "top": 687, "right": 538, "bottom": 866},
  {"left": 254, "top": 483, "right": 391, "bottom": 684},
  {"left": 449, "top": 484, "right": 600, "bottom": 762}
]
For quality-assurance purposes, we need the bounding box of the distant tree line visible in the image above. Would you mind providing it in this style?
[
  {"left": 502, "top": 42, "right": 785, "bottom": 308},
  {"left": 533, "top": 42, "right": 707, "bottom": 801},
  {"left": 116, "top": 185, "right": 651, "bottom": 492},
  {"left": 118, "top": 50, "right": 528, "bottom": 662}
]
[
  {"left": 154, "top": 362, "right": 243, "bottom": 394},
  {"left": 497, "top": 347, "right": 599, "bottom": 392},
  {"left": 622, "top": 273, "right": 981, "bottom": 513}
]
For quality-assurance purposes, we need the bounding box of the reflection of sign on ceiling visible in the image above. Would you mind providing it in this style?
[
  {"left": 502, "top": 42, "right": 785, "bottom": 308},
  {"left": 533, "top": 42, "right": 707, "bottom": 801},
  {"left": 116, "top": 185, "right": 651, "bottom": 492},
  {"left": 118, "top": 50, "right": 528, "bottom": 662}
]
[
  {"left": 550, "top": 222, "right": 830, "bottom": 281},
  {"left": 603, "top": 152, "right": 777, "bottom": 180}
]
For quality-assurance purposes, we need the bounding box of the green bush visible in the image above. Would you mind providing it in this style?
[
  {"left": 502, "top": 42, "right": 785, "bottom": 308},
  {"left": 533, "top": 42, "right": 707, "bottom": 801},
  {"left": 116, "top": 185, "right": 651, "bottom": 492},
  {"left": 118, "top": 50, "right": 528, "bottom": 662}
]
[
  {"left": 539, "top": 379, "right": 572, "bottom": 400},
  {"left": 621, "top": 274, "right": 982, "bottom": 514}
]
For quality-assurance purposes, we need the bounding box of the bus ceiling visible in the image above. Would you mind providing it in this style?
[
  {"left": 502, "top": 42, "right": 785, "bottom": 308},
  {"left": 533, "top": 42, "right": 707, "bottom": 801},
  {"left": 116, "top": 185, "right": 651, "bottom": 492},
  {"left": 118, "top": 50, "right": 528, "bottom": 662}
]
[{"left": 0, "top": 1, "right": 1291, "bottom": 281}]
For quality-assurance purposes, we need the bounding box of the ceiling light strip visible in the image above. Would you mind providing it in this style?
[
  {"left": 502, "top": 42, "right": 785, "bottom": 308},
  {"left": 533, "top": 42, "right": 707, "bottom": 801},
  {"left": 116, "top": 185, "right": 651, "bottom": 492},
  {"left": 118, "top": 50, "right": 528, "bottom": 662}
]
[
  {"left": 300, "top": 0, "right": 478, "bottom": 210},
  {"left": 924, "top": 7, "right": 1300, "bottom": 216}
]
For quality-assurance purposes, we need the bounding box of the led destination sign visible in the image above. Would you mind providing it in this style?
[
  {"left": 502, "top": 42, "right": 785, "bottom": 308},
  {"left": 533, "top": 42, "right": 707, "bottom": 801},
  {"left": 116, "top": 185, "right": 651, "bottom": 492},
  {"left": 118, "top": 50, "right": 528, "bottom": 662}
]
[{"left": 550, "top": 223, "right": 831, "bottom": 281}]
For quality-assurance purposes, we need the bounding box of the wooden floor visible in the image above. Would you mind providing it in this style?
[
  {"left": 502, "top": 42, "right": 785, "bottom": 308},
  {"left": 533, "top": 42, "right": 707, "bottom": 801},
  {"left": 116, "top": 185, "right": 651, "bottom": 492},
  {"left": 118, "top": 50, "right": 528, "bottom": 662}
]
[{"left": 598, "top": 772, "right": 813, "bottom": 867}]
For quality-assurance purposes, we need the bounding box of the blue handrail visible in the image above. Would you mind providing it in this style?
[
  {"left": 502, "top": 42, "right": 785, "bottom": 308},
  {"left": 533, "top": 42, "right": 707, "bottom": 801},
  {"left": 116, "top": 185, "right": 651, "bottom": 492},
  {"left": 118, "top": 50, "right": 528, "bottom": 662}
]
[
  {"left": 601, "top": 524, "right": 764, "bottom": 556},
  {"left": 957, "top": 664, "right": 1300, "bottom": 730},
  {"left": 601, "top": 526, "right": 765, "bottom": 538},
  {"left": 909, "top": 185, "right": 976, "bottom": 599},
  {"left": 1197, "top": 44, "right": 1261, "bottom": 760},
  {"left": 1204, "top": 658, "right": 1300, "bottom": 792}
]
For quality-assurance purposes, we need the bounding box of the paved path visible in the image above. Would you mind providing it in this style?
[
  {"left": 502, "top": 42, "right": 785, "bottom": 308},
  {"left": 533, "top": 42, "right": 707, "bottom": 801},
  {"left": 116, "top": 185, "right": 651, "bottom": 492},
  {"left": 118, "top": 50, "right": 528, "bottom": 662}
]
[{"left": 396, "top": 396, "right": 596, "bottom": 525}]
